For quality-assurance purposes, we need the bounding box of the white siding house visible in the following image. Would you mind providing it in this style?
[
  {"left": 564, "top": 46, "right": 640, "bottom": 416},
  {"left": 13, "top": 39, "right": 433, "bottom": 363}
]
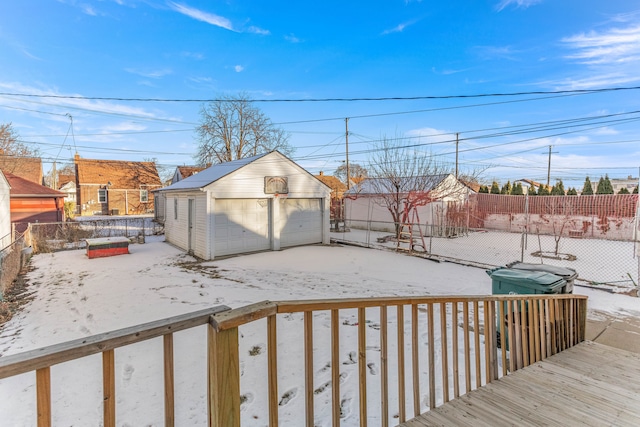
[
  {"left": 158, "top": 151, "right": 331, "bottom": 259},
  {"left": 0, "top": 171, "right": 11, "bottom": 250},
  {"left": 344, "top": 174, "right": 471, "bottom": 234}
]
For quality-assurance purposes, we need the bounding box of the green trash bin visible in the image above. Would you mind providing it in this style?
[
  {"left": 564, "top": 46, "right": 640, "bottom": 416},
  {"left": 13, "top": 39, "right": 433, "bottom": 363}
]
[
  {"left": 487, "top": 268, "right": 566, "bottom": 350},
  {"left": 505, "top": 262, "right": 577, "bottom": 294}
]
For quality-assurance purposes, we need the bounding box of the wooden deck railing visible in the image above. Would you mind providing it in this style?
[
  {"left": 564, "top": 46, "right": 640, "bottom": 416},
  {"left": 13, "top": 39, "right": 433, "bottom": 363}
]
[{"left": 0, "top": 294, "right": 587, "bottom": 426}]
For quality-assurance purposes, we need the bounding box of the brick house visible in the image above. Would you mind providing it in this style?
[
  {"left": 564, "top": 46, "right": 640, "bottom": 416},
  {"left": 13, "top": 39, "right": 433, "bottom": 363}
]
[
  {"left": 74, "top": 154, "right": 162, "bottom": 216},
  {"left": 0, "top": 157, "right": 44, "bottom": 185},
  {"left": 314, "top": 171, "right": 347, "bottom": 220}
]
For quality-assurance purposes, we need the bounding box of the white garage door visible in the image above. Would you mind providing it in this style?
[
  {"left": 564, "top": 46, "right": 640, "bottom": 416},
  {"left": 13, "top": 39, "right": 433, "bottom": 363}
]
[
  {"left": 214, "top": 199, "right": 271, "bottom": 256},
  {"left": 280, "top": 198, "right": 323, "bottom": 248}
]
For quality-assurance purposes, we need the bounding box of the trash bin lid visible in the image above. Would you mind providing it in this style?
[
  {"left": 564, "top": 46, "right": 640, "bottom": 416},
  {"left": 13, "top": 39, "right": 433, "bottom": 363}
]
[
  {"left": 487, "top": 268, "right": 566, "bottom": 291},
  {"left": 505, "top": 262, "right": 578, "bottom": 280}
]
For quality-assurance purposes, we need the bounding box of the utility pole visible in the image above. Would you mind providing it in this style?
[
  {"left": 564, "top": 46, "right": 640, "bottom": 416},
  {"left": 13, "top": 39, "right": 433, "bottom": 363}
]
[
  {"left": 345, "top": 118, "right": 350, "bottom": 190},
  {"left": 52, "top": 161, "right": 57, "bottom": 190},
  {"left": 455, "top": 133, "right": 459, "bottom": 179},
  {"left": 546, "top": 145, "right": 559, "bottom": 189}
]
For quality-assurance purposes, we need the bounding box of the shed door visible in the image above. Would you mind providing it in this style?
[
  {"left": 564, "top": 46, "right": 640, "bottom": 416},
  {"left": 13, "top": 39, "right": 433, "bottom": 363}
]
[
  {"left": 280, "top": 198, "right": 323, "bottom": 248},
  {"left": 214, "top": 199, "right": 271, "bottom": 256},
  {"left": 187, "top": 198, "right": 195, "bottom": 254}
]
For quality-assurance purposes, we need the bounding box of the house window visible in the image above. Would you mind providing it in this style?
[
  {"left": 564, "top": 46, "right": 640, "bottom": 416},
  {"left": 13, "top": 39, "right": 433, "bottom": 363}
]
[
  {"left": 174, "top": 198, "right": 178, "bottom": 220},
  {"left": 98, "top": 189, "right": 107, "bottom": 203},
  {"left": 140, "top": 189, "right": 149, "bottom": 203}
]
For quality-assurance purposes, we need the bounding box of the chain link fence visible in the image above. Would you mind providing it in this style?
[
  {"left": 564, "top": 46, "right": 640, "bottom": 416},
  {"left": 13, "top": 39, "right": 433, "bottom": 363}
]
[
  {"left": 22, "top": 217, "right": 163, "bottom": 253},
  {"left": 0, "top": 229, "right": 32, "bottom": 300},
  {"left": 332, "top": 194, "right": 640, "bottom": 291}
]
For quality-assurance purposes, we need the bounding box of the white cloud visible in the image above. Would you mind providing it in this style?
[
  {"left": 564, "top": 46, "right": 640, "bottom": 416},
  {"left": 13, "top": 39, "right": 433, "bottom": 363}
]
[
  {"left": 189, "top": 76, "right": 213, "bottom": 84},
  {"left": 284, "top": 34, "right": 301, "bottom": 43},
  {"left": 495, "top": 0, "right": 543, "bottom": 12},
  {"left": 56, "top": 0, "right": 103, "bottom": 16},
  {"left": 0, "top": 82, "right": 160, "bottom": 121},
  {"left": 431, "top": 67, "right": 472, "bottom": 75},
  {"left": 591, "top": 127, "right": 619, "bottom": 136},
  {"left": 540, "top": 73, "right": 639, "bottom": 90},
  {"left": 81, "top": 4, "right": 97, "bottom": 16},
  {"left": 475, "top": 45, "right": 519, "bottom": 60},
  {"left": 247, "top": 26, "right": 270, "bottom": 35},
  {"left": 125, "top": 68, "right": 173, "bottom": 78},
  {"left": 93, "top": 122, "right": 147, "bottom": 133},
  {"left": 181, "top": 51, "right": 204, "bottom": 60},
  {"left": 21, "top": 49, "right": 42, "bottom": 61},
  {"left": 234, "top": 65, "right": 244, "bottom": 73},
  {"left": 608, "top": 10, "right": 640, "bottom": 24},
  {"left": 562, "top": 25, "right": 640, "bottom": 65},
  {"left": 550, "top": 23, "right": 640, "bottom": 89},
  {"left": 381, "top": 20, "right": 418, "bottom": 35},
  {"left": 167, "top": 2, "right": 235, "bottom": 31}
]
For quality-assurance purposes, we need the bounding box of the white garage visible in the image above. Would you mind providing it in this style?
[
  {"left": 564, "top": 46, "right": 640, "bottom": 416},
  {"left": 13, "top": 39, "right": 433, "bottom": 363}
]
[
  {"left": 214, "top": 198, "right": 271, "bottom": 256},
  {"left": 158, "top": 151, "right": 331, "bottom": 259},
  {"left": 280, "top": 198, "right": 323, "bottom": 247}
]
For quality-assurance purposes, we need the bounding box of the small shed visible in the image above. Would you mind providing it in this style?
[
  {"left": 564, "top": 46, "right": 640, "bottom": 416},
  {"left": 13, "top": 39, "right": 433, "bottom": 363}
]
[
  {"left": 157, "top": 151, "right": 331, "bottom": 259},
  {"left": 5, "top": 172, "right": 66, "bottom": 233},
  {"left": 344, "top": 174, "right": 471, "bottom": 234}
]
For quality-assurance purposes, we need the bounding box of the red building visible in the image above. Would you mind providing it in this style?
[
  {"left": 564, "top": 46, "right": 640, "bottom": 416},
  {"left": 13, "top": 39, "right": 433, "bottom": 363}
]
[{"left": 5, "top": 172, "right": 65, "bottom": 232}]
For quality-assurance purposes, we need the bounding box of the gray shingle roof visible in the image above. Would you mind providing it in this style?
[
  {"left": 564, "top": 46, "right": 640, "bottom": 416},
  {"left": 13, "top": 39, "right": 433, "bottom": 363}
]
[{"left": 159, "top": 152, "right": 269, "bottom": 192}]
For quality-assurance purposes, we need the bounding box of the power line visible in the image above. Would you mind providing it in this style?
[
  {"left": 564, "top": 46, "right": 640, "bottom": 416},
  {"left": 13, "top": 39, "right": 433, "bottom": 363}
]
[{"left": 2, "top": 85, "right": 639, "bottom": 102}]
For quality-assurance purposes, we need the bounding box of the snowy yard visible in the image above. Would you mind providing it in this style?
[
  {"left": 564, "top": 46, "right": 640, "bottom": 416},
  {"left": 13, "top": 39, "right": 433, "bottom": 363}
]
[
  {"left": 331, "top": 227, "right": 640, "bottom": 289},
  {"left": 0, "top": 238, "right": 638, "bottom": 426}
]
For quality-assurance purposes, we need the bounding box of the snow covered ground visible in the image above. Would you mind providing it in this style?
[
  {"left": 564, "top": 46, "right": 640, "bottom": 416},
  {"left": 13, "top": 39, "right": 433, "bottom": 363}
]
[
  {"left": 0, "top": 238, "right": 638, "bottom": 426},
  {"left": 331, "top": 227, "right": 640, "bottom": 290}
]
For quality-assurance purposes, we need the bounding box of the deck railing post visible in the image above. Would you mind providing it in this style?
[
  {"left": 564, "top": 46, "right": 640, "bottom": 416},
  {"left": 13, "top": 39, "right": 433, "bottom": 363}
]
[
  {"left": 103, "top": 349, "right": 116, "bottom": 427},
  {"left": 208, "top": 320, "right": 240, "bottom": 427},
  {"left": 578, "top": 298, "right": 587, "bottom": 342},
  {"left": 36, "top": 367, "right": 51, "bottom": 427},
  {"left": 163, "top": 333, "right": 175, "bottom": 427}
]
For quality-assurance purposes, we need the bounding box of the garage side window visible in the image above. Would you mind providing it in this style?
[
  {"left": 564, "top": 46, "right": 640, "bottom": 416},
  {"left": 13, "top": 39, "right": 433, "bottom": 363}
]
[
  {"left": 140, "top": 189, "right": 149, "bottom": 203},
  {"left": 98, "top": 189, "right": 107, "bottom": 203},
  {"left": 174, "top": 198, "right": 178, "bottom": 220}
]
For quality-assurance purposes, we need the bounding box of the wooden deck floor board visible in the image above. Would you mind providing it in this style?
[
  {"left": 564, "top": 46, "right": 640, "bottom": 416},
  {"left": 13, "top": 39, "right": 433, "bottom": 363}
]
[
  {"left": 489, "top": 372, "right": 630, "bottom": 425},
  {"left": 515, "top": 364, "right": 640, "bottom": 418},
  {"left": 433, "top": 394, "right": 527, "bottom": 427},
  {"left": 399, "top": 342, "right": 640, "bottom": 427},
  {"left": 544, "top": 348, "right": 640, "bottom": 389}
]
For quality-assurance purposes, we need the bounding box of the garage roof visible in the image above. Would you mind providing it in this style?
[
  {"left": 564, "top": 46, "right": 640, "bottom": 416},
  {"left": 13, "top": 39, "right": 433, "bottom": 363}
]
[
  {"left": 159, "top": 152, "right": 268, "bottom": 192},
  {"left": 5, "top": 172, "right": 66, "bottom": 198}
]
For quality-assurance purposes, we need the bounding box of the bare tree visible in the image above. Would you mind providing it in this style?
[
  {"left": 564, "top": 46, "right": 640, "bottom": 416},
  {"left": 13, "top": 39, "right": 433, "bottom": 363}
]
[
  {"left": 195, "top": 94, "right": 293, "bottom": 165},
  {"left": 364, "top": 136, "right": 463, "bottom": 238},
  {"left": 45, "top": 163, "right": 75, "bottom": 188},
  {"left": 0, "top": 123, "right": 40, "bottom": 173},
  {"left": 143, "top": 157, "right": 173, "bottom": 186},
  {"left": 334, "top": 162, "right": 368, "bottom": 185}
]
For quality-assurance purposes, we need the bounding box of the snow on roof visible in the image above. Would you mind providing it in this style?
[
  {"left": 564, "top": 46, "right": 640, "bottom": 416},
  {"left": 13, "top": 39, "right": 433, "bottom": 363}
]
[{"left": 160, "top": 152, "right": 270, "bottom": 192}]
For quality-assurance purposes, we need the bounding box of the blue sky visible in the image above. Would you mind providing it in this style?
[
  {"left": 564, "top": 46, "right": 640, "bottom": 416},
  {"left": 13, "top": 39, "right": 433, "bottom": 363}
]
[{"left": 1, "top": 0, "right": 639, "bottom": 188}]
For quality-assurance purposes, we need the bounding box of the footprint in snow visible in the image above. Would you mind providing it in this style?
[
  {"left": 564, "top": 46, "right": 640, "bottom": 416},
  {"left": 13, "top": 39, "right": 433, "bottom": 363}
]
[
  {"left": 279, "top": 388, "right": 297, "bottom": 406},
  {"left": 340, "top": 397, "right": 352, "bottom": 419},
  {"left": 122, "top": 364, "right": 135, "bottom": 382},
  {"left": 240, "top": 392, "right": 254, "bottom": 409},
  {"left": 343, "top": 351, "right": 357, "bottom": 365},
  {"left": 367, "top": 362, "right": 378, "bottom": 375}
]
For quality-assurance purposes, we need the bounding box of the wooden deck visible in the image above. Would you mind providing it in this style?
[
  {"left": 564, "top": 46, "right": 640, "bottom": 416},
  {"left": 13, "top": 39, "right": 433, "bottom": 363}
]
[{"left": 401, "top": 341, "right": 640, "bottom": 427}]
